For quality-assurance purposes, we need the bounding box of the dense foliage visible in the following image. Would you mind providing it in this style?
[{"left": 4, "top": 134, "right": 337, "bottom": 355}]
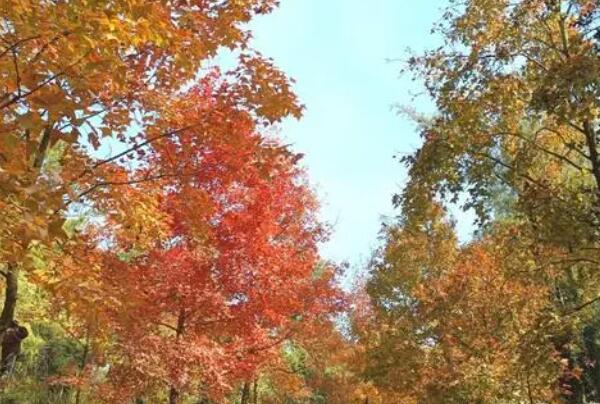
[
  {"left": 4, "top": 0, "right": 600, "bottom": 403},
  {"left": 0, "top": 0, "right": 342, "bottom": 402},
  {"left": 363, "top": 0, "right": 600, "bottom": 403}
]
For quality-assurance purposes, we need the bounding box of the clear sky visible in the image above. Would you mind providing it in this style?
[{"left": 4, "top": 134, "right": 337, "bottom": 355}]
[{"left": 245, "top": 0, "right": 472, "bottom": 268}]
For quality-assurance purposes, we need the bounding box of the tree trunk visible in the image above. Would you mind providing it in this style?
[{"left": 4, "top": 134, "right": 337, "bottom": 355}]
[
  {"left": 33, "top": 126, "right": 53, "bottom": 169},
  {"left": 75, "top": 329, "right": 90, "bottom": 404},
  {"left": 168, "top": 308, "right": 186, "bottom": 404},
  {"left": 0, "top": 264, "right": 19, "bottom": 374},
  {"left": 168, "top": 386, "right": 179, "bottom": 404},
  {"left": 584, "top": 120, "right": 600, "bottom": 213},
  {"left": 252, "top": 379, "right": 258, "bottom": 404},
  {"left": 0, "top": 264, "right": 28, "bottom": 378},
  {"left": 0, "top": 264, "right": 18, "bottom": 332},
  {"left": 240, "top": 382, "right": 250, "bottom": 404}
]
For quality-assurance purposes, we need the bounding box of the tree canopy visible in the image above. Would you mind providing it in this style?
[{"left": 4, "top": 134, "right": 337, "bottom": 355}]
[{"left": 4, "top": 0, "right": 600, "bottom": 403}]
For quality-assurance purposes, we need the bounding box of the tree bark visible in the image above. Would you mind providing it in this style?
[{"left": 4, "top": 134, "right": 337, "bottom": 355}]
[
  {"left": 252, "top": 379, "right": 258, "bottom": 404},
  {"left": 0, "top": 264, "right": 18, "bottom": 332},
  {"left": 168, "top": 308, "right": 186, "bottom": 404},
  {"left": 75, "top": 329, "right": 90, "bottom": 404},
  {"left": 33, "top": 126, "right": 53, "bottom": 169},
  {"left": 584, "top": 120, "right": 600, "bottom": 203},
  {"left": 168, "top": 387, "right": 179, "bottom": 404},
  {"left": 240, "top": 381, "right": 250, "bottom": 404},
  {"left": 0, "top": 265, "right": 26, "bottom": 376}
]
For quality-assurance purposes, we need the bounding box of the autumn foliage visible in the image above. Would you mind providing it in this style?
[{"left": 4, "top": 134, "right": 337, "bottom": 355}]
[
  {"left": 0, "top": 0, "right": 344, "bottom": 402},
  {"left": 362, "top": 0, "right": 600, "bottom": 403},
  {"left": 5, "top": 0, "right": 600, "bottom": 403}
]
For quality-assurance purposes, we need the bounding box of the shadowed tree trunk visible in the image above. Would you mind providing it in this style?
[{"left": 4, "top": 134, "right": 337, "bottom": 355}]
[
  {"left": 0, "top": 320, "right": 28, "bottom": 374},
  {"left": 240, "top": 381, "right": 250, "bottom": 404},
  {"left": 0, "top": 264, "right": 22, "bottom": 375},
  {"left": 168, "top": 387, "right": 179, "bottom": 404},
  {"left": 0, "top": 264, "right": 18, "bottom": 333},
  {"left": 75, "top": 329, "right": 91, "bottom": 404},
  {"left": 168, "top": 308, "right": 186, "bottom": 404}
]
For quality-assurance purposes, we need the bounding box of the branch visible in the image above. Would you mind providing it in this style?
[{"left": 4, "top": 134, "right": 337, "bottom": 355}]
[
  {"left": 559, "top": 9, "right": 571, "bottom": 59},
  {"left": 547, "top": 126, "right": 590, "bottom": 160},
  {"left": 11, "top": 49, "right": 21, "bottom": 99},
  {"left": 246, "top": 328, "right": 297, "bottom": 355},
  {"left": 58, "top": 169, "right": 201, "bottom": 213},
  {"left": 33, "top": 125, "right": 53, "bottom": 169},
  {"left": 565, "top": 295, "right": 600, "bottom": 316},
  {"left": 482, "top": 152, "right": 591, "bottom": 225},
  {"left": 549, "top": 257, "right": 600, "bottom": 267},
  {"left": 68, "top": 123, "right": 205, "bottom": 188},
  {"left": 475, "top": 151, "right": 549, "bottom": 189},
  {"left": 584, "top": 120, "right": 600, "bottom": 196},
  {"left": 91, "top": 124, "right": 203, "bottom": 171},
  {"left": 155, "top": 321, "right": 178, "bottom": 332},
  {"left": 0, "top": 35, "right": 40, "bottom": 60},
  {"left": 499, "top": 130, "right": 590, "bottom": 173},
  {"left": 0, "top": 52, "right": 89, "bottom": 110},
  {"left": 30, "top": 31, "right": 71, "bottom": 65},
  {"left": 268, "top": 366, "right": 300, "bottom": 376}
]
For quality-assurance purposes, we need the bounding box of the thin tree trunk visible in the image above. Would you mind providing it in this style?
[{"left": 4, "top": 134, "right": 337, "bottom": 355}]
[
  {"left": 0, "top": 265, "right": 27, "bottom": 376},
  {"left": 168, "top": 308, "right": 186, "bottom": 404},
  {"left": 252, "top": 379, "right": 258, "bottom": 404},
  {"left": 240, "top": 381, "right": 250, "bottom": 404},
  {"left": 584, "top": 120, "right": 600, "bottom": 202},
  {"left": 0, "top": 264, "right": 18, "bottom": 332},
  {"left": 581, "top": 120, "right": 600, "bottom": 235},
  {"left": 75, "top": 328, "right": 90, "bottom": 404},
  {"left": 168, "top": 387, "right": 179, "bottom": 404},
  {"left": 33, "top": 126, "right": 53, "bottom": 169}
]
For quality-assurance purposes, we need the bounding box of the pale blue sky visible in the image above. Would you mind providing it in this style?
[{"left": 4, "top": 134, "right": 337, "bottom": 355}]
[{"left": 246, "top": 0, "right": 472, "bottom": 266}]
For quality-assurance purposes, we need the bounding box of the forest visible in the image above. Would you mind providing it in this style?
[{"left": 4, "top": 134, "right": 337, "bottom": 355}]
[{"left": 2, "top": 0, "right": 600, "bottom": 403}]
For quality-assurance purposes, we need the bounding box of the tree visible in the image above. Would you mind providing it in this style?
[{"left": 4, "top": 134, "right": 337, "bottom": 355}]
[
  {"left": 34, "top": 77, "right": 339, "bottom": 402},
  {"left": 388, "top": 2, "right": 600, "bottom": 400},
  {"left": 402, "top": 0, "right": 600, "bottom": 241},
  {"left": 0, "top": 0, "right": 301, "bottom": 375},
  {"left": 364, "top": 204, "right": 565, "bottom": 402}
]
